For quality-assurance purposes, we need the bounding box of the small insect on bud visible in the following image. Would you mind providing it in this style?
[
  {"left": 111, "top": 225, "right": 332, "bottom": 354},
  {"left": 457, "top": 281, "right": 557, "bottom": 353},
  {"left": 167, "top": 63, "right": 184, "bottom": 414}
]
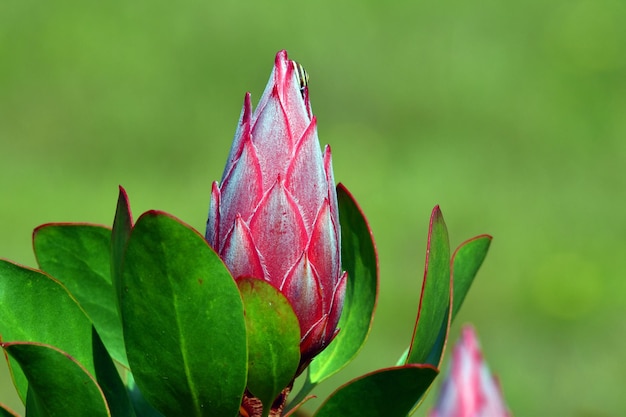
[{"left": 292, "top": 60, "right": 309, "bottom": 97}]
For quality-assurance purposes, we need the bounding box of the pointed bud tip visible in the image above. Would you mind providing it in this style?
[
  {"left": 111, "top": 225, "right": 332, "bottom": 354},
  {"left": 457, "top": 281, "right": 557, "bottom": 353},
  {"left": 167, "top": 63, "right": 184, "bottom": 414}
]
[{"left": 242, "top": 92, "right": 252, "bottom": 123}]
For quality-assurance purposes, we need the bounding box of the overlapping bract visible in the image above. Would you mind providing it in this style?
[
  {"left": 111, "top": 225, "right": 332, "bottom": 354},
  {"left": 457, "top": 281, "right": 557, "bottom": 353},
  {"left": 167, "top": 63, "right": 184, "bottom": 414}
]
[
  {"left": 429, "top": 326, "right": 512, "bottom": 417},
  {"left": 206, "top": 50, "right": 346, "bottom": 366}
]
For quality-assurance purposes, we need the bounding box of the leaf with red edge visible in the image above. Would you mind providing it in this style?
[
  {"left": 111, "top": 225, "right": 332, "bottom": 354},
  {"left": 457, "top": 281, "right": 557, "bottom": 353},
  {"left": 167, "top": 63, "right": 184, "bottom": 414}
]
[
  {"left": 312, "top": 365, "right": 438, "bottom": 417},
  {"left": 2, "top": 341, "right": 110, "bottom": 417},
  {"left": 403, "top": 232, "right": 491, "bottom": 417},
  {"left": 111, "top": 186, "right": 133, "bottom": 318},
  {"left": 308, "top": 184, "right": 378, "bottom": 383},
  {"left": 0, "top": 260, "right": 95, "bottom": 401},
  {"left": 33, "top": 224, "right": 128, "bottom": 368},
  {"left": 405, "top": 206, "right": 450, "bottom": 366},
  {"left": 408, "top": 236, "right": 492, "bottom": 374},
  {"left": 120, "top": 211, "right": 247, "bottom": 417},
  {"left": 451, "top": 235, "right": 492, "bottom": 319},
  {"left": 421, "top": 235, "right": 492, "bottom": 372}
]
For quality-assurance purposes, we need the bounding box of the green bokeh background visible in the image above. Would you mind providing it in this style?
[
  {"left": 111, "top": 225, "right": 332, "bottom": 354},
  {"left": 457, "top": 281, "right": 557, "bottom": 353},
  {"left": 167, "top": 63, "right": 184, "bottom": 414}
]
[{"left": 1, "top": 1, "right": 625, "bottom": 416}]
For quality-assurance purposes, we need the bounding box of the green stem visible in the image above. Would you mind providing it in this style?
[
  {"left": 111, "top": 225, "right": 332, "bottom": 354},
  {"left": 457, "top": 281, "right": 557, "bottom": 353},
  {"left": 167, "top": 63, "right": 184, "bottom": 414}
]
[{"left": 283, "top": 372, "right": 318, "bottom": 415}]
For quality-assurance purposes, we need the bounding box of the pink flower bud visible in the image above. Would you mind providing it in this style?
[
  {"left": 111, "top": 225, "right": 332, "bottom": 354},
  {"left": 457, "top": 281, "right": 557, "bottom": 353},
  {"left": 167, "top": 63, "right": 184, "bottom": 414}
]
[
  {"left": 206, "top": 50, "right": 346, "bottom": 366},
  {"left": 430, "top": 326, "right": 512, "bottom": 417}
]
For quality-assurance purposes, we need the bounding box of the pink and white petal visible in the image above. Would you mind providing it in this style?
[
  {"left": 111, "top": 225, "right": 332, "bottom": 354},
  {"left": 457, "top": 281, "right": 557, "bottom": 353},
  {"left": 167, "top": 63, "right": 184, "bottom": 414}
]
[
  {"left": 325, "top": 271, "right": 347, "bottom": 342},
  {"left": 252, "top": 59, "right": 278, "bottom": 127},
  {"left": 323, "top": 146, "right": 342, "bottom": 277},
  {"left": 307, "top": 199, "right": 340, "bottom": 294},
  {"left": 251, "top": 88, "right": 293, "bottom": 188},
  {"left": 281, "top": 253, "right": 324, "bottom": 338},
  {"left": 220, "top": 215, "right": 266, "bottom": 281},
  {"left": 323, "top": 145, "right": 339, "bottom": 221},
  {"left": 278, "top": 57, "right": 311, "bottom": 140},
  {"left": 299, "top": 313, "right": 328, "bottom": 364},
  {"left": 285, "top": 117, "right": 327, "bottom": 228},
  {"left": 249, "top": 177, "right": 308, "bottom": 285},
  {"left": 222, "top": 93, "right": 253, "bottom": 181},
  {"left": 219, "top": 138, "right": 263, "bottom": 237}
]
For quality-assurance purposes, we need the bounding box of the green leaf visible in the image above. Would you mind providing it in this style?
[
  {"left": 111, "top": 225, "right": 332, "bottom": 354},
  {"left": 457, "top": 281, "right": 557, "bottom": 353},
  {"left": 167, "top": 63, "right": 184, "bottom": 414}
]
[
  {"left": 2, "top": 341, "right": 110, "bottom": 417},
  {"left": 395, "top": 347, "right": 410, "bottom": 367},
  {"left": 409, "top": 236, "right": 492, "bottom": 374},
  {"left": 126, "top": 373, "right": 165, "bottom": 417},
  {"left": 92, "top": 328, "right": 135, "bottom": 417},
  {"left": 33, "top": 224, "right": 128, "bottom": 368},
  {"left": 111, "top": 186, "right": 133, "bottom": 321},
  {"left": 451, "top": 235, "right": 492, "bottom": 320},
  {"left": 120, "top": 211, "right": 247, "bottom": 417},
  {"left": 0, "top": 260, "right": 95, "bottom": 401},
  {"left": 406, "top": 206, "right": 450, "bottom": 365},
  {"left": 24, "top": 386, "right": 44, "bottom": 417},
  {"left": 238, "top": 278, "right": 300, "bottom": 416},
  {"left": 423, "top": 308, "right": 450, "bottom": 368},
  {"left": 308, "top": 184, "right": 378, "bottom": 383},
  {"left": 313, "top": 365, "right": 438, "bottom": 417}
]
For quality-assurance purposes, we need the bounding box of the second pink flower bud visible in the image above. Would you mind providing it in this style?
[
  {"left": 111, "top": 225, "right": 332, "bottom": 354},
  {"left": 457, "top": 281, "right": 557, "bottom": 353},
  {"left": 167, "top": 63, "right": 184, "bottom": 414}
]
[{"left": 429, "top": 326, "right": 512, "bottom": 417}]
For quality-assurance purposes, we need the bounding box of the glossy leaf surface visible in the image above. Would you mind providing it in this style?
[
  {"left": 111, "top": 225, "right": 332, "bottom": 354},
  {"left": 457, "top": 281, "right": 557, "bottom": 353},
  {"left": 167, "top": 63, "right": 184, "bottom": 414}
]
[
  {"left": 313, "top": 365, "right": 438, "bottom": 417},
  {"left": 0, "top": 260, "right": 94, "bottom": 400},
  {"left": 451, "top": 235, "right": 492, "bottom": 319},
  {"left": 111, "top": 186, "right": 133, "bottom": 320},
  {"left": 416, "top": 235, "right": 492, "bottom": 370},
  {"left": 238, "top": 277, "right": 300, "bottom": 415},
  {"left": 308, "top": 184, "right": 378, "bottom": 383},
  {"left": 33, "top": 224, "right": 127, "bottom": 368},
  {"left": 120, "top": 211, "right": 247, "bottom": 417},
  {"left": 406, "top": 206, "right": 450, "bottom": 365},
  {"left": 2, "top": 341, "right": 109, "bottom": 417}
]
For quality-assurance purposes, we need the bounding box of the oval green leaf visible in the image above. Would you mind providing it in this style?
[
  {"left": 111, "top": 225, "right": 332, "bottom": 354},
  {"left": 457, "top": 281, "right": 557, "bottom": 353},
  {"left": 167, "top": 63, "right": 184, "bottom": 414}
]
[
  {"left": 451, "top": 235, "right": 492, "bottom": 320},
  {"left": 120, "top": 211, "right": 247, "bottom": 417},
  {"left": 2, "top": 341, "right": 110, "bottom": 417},
  {"left": 411, "top": 235, "right": 492, "bottom": 372},
  {"left": 111, "top": 186, "right": 133, "bottom": 321},
  {"left": 33, "top": 224, "right": 128, "bottom": 368},
  {"left": 406, "top": 206, "right": 450, "bottom": 365},
  {"left": 308, "top": 184, "right": 378, "bottom": 384},
  {"left": 238, "top": 278, "right": 300, "bottom": 416},
  {"left": 313, "top": 365, "right": 438, "bottom": 417},
  {"left": 0, "top": 260, "right": 95, "bottom": 401}
]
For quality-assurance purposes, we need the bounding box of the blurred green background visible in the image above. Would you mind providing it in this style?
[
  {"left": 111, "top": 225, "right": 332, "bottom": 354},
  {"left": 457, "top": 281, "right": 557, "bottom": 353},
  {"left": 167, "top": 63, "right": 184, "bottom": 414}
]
[{"left": 1, "top": 0, "right": 625, "bottom": 415}]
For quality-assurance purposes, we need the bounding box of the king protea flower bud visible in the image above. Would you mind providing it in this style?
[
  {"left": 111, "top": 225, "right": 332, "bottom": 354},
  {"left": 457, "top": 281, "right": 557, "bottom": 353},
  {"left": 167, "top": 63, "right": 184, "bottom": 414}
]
[
  {"left": 429, "top": 326, "right": 512, "bottom": 417},
  {"left": 206, "top": 50, "right": 346, "bottom": 366}
]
